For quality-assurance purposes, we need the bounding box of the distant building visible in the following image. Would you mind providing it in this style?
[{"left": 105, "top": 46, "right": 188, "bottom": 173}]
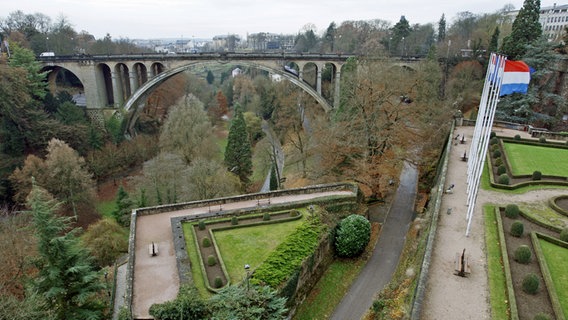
[
  {"left": 246, "top": 32, "right": 295, "bottom": 51},
  {"left": 540, "top": 3, "right": 568, "bottom": 42},
  {"left": 232, "top": 67, "right": 243, "bottom": 77}
]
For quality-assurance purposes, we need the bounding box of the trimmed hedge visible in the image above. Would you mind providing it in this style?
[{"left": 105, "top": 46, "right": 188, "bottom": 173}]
[
  {"left": 560, "top": 228, "right": 568, "bottom": 242},
  {"left": 198, "top": 220, "right": 206, "bottom": 230},
  {"left": 207, "top": 255, "right": 217, "bottom": 266},
  {"left": 497, "top": 165, "right": 507, "bottom": 175},
  {"left": 498, "top": 174, "right": 510, "bottom": 185},
  {"left": 251, "top": 216, "right": 326, "bottom": 287},
  {"left": 510, "top": 221, "right": 524, "bottom": 237},
  {"left": 505, "top": 204, "right": 520, "bottom": 219},
  {"left": 514, "top": 245, "right": 532, "bottom": 264},
  {"left": 522, "top": 273, "right": 540, "bottom": 294},
  {"left": 532, "top": 171, "right": 542, "bottom": 181},
  {"left": 202, "top": 237, "right": 211, "bottom": 247}
]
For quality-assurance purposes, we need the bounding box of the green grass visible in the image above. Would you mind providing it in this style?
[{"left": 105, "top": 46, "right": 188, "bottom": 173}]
[
  {"left": 182, "top": 223, "right": 212, "bottom": 299},
  {"left": 214, "top": 216, "right": 304, "bottom": 284},
  {"left": 538, "top": 239, "right": 568, "bottom": 317},
  {"left": 96, "top": 200, "right": 116, "bottom": 219},
  {"left": 503, "top": 142, "right": 568, "bottom": 176},
  {"left": 293, "top": 258, "right": 366, "bottom": 320},
  {"left": 484, "top": 205, "right": 510, "bottom": 320},
  {"left": 519, "top": 202, "right": 568, "bottom": 230}
]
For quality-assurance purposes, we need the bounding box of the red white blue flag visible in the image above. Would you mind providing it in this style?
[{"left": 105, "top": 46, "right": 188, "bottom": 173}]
[{"left": 500, "top": 60, "right": 531, "bottom": 96}]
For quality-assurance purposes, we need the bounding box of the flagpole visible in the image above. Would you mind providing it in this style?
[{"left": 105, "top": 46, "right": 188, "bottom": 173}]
[{"left": 465, "top": 53, "right": 506, "bottom": 237}]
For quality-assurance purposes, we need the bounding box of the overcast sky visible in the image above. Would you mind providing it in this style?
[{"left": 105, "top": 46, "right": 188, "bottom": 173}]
[{"left": 3, "top": 0, "right": 554, "bottom": 40}]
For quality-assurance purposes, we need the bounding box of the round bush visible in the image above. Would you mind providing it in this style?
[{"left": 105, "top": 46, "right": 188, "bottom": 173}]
[
  {"left": 207, "top": 255, "right": 217, "bottom": 266},
  {"left": 534, "top": 313, "right": 552, "bottom": 320},
  {"left": 335, "top": 214, "right": 371, "bottom": 258},
  {"left": 514, "top": 245, "right": 532, "bottom": 264},
  {"left": 490, "top": 144, "right": 500, "bottom": 152},
  {"left": 198, "top": 220, "right": 206, "bottom": 230},
  {"left": 514, "top": 134, "right": 521, "bottom": 140},
  {"left": 532, "top": 170, "right": 542, "bottom": 181},
  {"left": 214, "top": 276, "right": 223, "bottom": 288},
  {"left": 490, "top": 131, "right": 497, "bottom": 138},
  {"left": 539, "top": 136, "right": 547, "bottom": 143},
  {"left": 505, "top": 204, "right": 520, "bottom": 219},
  {"left": 231, "top": 216, "right": 238, "bottom": 225},
  {"left": 494, "top": 157, "right": 503, "bottom": 167},
  {"left": 497, "top": 165, "right": 507, "bottom": 175},
  {"left": 559, "top": 228, "right": 568, "bottom": 242},
  {"left": 202, "top": 237, "right": 211, "bottom": 247},
  {"left": 498, "top": 174, "right": 510, "bottom": 185},
  {"left": 289, "top": 209, "right": 300, "bottom": 217},
  {"left": 522, "top": 273, "right": 540, "bottom": 294},
  {"left": 510, "top": 221, "right": 524, "bottom": 237},
  {"left": 263, "top": 213, "right": 271, "bottom": 221},
  {"left": 492, "top": 150, "right": 501, "bottom": 158}
]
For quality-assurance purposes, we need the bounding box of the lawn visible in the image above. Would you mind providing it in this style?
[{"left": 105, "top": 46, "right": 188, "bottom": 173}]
[
  {"left": 503, "top": 142, "right": 568, "bottom": 176},
  {"left": 214, "top": 216, "right": 304, "bottom": 284},
  {"left": 484, "top": 205, "right": 510, "bottom": 320},
  {"left": 538, "top": 239, "right": 568, "bottom": 318},
  {"left": 96, "top": 200, "right": 116, "bottom": 219}
]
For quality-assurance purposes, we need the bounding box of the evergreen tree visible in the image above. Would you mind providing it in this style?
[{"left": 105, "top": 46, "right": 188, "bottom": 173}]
[
  {"left": 206, "top": 70, "right": 215, "bottom": 85},
  {"left": 27, "top": 183, "right": 105, "bottom": 320},
  {"left": 501, "top": 0, "right": 542, "bottom": 59},
  {"left": 437, "top": 14, "right": 446, "bottom": 43},
  {"left": 488, "top": 26, "right": 500, "bottom": 54},
  {"left": 224, "top": 104, "right": 252, "bottom": 187},
  {"left": 269, "top": 165, "right": 278, "bottom": 191},
  {"left": 112, "top": 185, "right": 133, "bottom": 226}
]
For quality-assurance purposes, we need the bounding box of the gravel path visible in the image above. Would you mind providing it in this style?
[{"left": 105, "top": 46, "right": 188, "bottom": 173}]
[{"left": 420, "top": 126, "right": 567, "bottom": 320}]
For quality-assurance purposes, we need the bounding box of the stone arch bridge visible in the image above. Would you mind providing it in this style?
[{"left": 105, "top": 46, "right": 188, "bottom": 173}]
[{"left": 39, "top": 52, "right": 355, "bottom": 132}]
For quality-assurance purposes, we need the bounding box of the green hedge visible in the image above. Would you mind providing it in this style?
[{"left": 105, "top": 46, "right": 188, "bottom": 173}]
[{"left": 251, "top": 216, "right": 326, "bottom": 287}]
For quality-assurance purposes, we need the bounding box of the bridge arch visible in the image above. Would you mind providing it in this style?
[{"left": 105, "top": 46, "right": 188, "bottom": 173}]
[{"left": 123, "top": 60, "right": 336, "bottom": 134}]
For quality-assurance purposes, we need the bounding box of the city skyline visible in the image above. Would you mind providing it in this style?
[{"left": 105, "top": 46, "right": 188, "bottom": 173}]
[{"left": 4, "top": 0, "right": 550, "bottom": 40}]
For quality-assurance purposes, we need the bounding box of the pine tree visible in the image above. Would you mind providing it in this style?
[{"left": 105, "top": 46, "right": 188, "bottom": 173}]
[
  {"left": 488, "top": 26, "right": 500, "bottom": 54},
  {"left": 27, "top": 183, "right": 105, "bottom": 320},
  {"left": 112, "top": 185, "right": 133, "bottom": 226},
  {"left": 224, "top": 104, "right": 252, "bottom": 187},
  {"left": 437, "top": 14, "right": 446, "bottom": 43},
  {"left": 501, "top": 0, "right": 542, "bottom": 59},
  {"left": 269, "top": 165, "right": 278, "bottom": 191}
]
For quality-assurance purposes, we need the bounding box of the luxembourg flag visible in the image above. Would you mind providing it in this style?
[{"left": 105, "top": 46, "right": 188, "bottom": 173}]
[{"left": 500, "top": 60, "right": 531, "bottom": 96}]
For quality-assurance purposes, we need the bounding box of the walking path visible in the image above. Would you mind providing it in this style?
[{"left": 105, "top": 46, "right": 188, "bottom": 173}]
[
  {"left": 420, "top": 126, "right": 567, "bottom": 319},
  {"left": 131, "top": 190, "right": 354, "bottom": 319},
  {"left": 331, "top": 161, "right": 418, "bottom": 320}
]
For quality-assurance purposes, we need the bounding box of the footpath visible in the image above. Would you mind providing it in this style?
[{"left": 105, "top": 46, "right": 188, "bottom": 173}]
[{"left": 330, "top": 161, "right": 418, "bottom": 320}]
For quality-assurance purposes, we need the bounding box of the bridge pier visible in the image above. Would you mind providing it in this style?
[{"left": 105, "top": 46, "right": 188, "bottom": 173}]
[
  {"left": 129, "top": 70, "right": 139, "bottom": 93},
  {"left": 334, "top": 70, "right": 341, "bottom": 108},
  {"left": 316, "top": 69, "right": 322, "bottom": 95},
  {"left": 111, "top": 71, "right": 123, "bottom": 108}
]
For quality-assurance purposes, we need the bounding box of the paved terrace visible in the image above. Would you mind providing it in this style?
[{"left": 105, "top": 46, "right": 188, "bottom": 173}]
[{"left": 128, "top": 185, "right": 357, "bottom": 319}]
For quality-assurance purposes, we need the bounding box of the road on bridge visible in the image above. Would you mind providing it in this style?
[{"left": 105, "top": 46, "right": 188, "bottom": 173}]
[{"left": 330, "top": 161, "right": 418, "bottom": 320}]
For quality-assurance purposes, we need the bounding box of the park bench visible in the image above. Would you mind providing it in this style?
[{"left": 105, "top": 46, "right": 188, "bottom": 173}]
[
  {"left": 454, "top": 249, "right": 471, "bottom": 277},
  {"left": 149, "top": 242, "right": 159, "bottom": 257}
]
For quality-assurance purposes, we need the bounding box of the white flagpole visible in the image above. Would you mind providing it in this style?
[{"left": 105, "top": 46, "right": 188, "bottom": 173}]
[{"left": 465, "top": 53, "right": 506, "bottom": 237}]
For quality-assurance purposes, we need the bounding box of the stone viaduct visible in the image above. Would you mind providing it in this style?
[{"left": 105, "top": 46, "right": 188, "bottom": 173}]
[{"left": 39, "top": 52, "right": 355, "bottom": 132}]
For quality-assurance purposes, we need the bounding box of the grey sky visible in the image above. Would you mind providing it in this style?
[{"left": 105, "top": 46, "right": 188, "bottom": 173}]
[{"left": 4, "top": 0, "right": 548, "bottom": 39}]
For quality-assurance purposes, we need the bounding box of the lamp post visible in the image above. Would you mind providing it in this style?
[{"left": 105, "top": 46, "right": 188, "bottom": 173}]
[
  {"left": 45, "top": 36, "right": 49, "bottom": 52},
  {"left": 244, "top": 264, "right": 250, "bottom": 292}
]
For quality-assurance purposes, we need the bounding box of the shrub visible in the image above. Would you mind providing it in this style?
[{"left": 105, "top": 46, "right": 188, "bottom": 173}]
[
  {"left": 522, "top": 273, "right": 540, "bottom": 294},
  {"left": 497, "top": 165, "right": 507, "bottom": 175},
  {"left": 335, "top": 214, "right": 371, "bottom": 258},
  {"left": 494, "top": 157, "right": 503, "bottom": 166},
  {"left": 514, "top": 134, "right": 521, "bottom": 140},
  {"left": 505, "top": 204, "right": 520, "bottom": 219},
  {"left": 539, "top": 136, "right": 547, "bottom": 143},
  {"left": 490, "top": 144, "right": 500, "bottom": 152},
  {"left": 198, "top": 220, "right": 206, "bottom": 230},
  {"left": 490, "top": 131, "right": 497, "bottom": 138},
  {"left": 289, "top": 209, "right": 300, "bottom": 217},
  {"left": 510, "top": 221, "right": 524, "bottom": 237},
  {"left": 532, "top": 170, "right": 542, "bottom": 181},
  {"left": 149, "top": 285, "right": 208, "bottom": 320},
  {"left": 560, "top": 228, "right": 568, "bottom": 242},
  {"left": 492, "top": 150, "right": 501, "bottom": 158},
  {"left": 263, "top": 213, "right": 271, "bottom": 221},
  {"left": 231, "top": 216, "right": 238, "bottom": 225},
  {"left": 490, "top": 137, "right": 499, "bottom": 145},
  {"left": 202, "top": 237, "right": 211, "bottom": 247},
  {"left": 207, "top": 255, "right": 217, "bottom": 266},
  {"left": 534, "top": 313, "right": 552, "bottom": 320},
  {"left": 498, "top": 174, "right": 510, "bottom": 185},
  {"left": 214, "top": 276, "right": 223, "bottom": 288},
  {"left": 372, "top": 299, "right": 386, "bottom": 313},
  {"left": 514, "top": 245, "right": 532, "bottom": 264}
]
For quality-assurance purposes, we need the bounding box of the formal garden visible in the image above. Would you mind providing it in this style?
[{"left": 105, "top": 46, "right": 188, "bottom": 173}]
[{"left": 484, "top": 133, "right": 568, "bottom": 320}]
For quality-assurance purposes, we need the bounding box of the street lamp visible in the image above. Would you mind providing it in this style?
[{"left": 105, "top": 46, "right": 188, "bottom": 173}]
[
  {"left": 45, "top": 36, "right": 49, "bottom": 52},
  {"left": 244, "top": 264, "right": 250, "bottom": 292}
]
